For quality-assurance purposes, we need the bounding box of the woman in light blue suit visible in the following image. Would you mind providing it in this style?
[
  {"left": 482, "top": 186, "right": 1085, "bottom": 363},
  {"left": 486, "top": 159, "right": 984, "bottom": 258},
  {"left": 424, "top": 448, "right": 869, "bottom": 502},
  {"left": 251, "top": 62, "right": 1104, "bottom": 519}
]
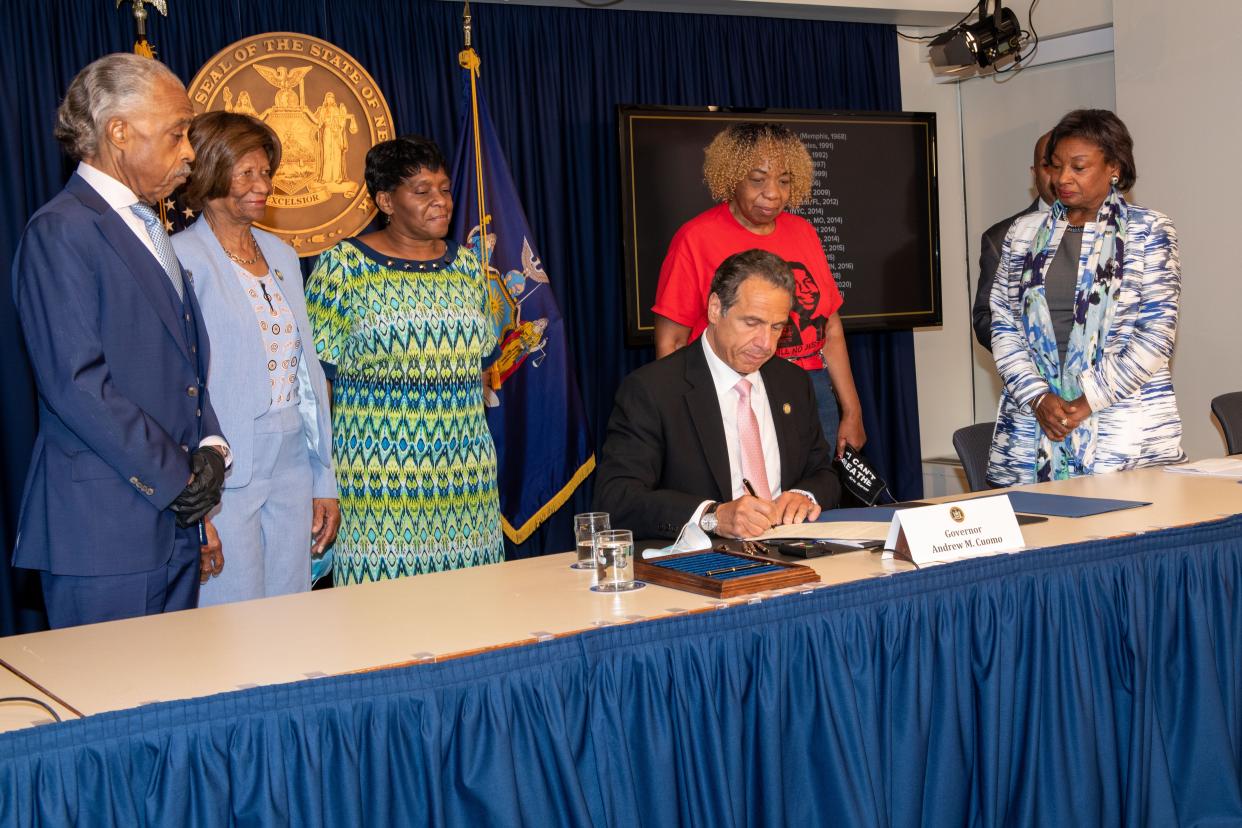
[{"left": 173, "top": 112, "right": 339, "bottom": 605}]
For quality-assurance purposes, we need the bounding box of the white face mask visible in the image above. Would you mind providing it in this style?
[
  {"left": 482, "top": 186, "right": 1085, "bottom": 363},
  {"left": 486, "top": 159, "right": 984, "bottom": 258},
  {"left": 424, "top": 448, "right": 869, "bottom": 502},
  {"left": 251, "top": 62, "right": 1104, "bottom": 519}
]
[{"left": 642, "top": 518, "right": 712, "bottom": 561}]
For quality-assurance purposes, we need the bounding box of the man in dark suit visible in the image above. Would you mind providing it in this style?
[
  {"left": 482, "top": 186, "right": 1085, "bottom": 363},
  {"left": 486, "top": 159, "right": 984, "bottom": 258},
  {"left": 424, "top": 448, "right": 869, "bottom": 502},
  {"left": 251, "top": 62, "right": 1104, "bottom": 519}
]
[
  {"left": 12, "top": 54, "right": 228, "bottom": 628},
  {"left": 972, "top": 131, "right": 1056, "bottom": 350},
  {"left": 595, "top": 250, "right": 840, "bottom": 539}
]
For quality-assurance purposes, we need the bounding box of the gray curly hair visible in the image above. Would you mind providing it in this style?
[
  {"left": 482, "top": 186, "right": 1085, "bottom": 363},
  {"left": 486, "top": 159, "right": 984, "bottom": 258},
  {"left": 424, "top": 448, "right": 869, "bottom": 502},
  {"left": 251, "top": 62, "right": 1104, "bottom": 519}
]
[{"left": 54, "top": 53, "right": 183, "bottom": 161}]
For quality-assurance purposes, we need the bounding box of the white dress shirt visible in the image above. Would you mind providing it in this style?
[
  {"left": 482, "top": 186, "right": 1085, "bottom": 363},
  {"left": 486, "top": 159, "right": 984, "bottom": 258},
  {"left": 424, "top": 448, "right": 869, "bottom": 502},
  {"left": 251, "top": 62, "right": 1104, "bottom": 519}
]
[
  {"left": 76, "top": 162, "right": 231, "bottom": 465},
  {"left": 700, "top": 334, "right": 782, "bottom": 500},
  {"left": 687, "top": 336, "right": 822, "bottom": 529},
  {"left": 76, "top": 162, "right": 164, "bottom": 260}
]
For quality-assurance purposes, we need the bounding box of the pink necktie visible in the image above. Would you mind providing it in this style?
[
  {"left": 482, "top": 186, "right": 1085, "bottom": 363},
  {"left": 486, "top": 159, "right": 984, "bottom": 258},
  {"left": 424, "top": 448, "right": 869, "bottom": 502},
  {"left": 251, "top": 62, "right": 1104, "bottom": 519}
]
[{"left": 734, "top": 379, "right": 771, "bottom": 499}]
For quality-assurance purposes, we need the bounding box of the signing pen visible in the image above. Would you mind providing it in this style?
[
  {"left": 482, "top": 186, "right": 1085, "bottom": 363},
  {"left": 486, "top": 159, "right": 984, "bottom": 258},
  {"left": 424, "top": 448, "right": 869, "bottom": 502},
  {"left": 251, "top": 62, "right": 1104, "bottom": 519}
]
[
  {"left": 741, "top": 478, "right": 758, "bottom": 498},
  {"left": 705, "top": 561, "right": 769, "bottom": 577}
]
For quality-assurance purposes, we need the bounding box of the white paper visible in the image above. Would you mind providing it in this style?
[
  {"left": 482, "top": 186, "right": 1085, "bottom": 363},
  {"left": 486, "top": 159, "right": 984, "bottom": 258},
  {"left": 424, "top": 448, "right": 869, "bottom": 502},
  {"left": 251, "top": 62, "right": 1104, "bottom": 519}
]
[
  {"left": 1163, "top": 458, "right": 1242, "bottom": 478},
  {"left": 749, "top": 521, "right": 891, "bottom": 542}
]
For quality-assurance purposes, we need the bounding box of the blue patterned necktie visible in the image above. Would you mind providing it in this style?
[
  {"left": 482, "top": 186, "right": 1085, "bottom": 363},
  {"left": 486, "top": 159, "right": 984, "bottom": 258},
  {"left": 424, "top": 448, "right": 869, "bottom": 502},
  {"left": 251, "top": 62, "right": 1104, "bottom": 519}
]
[{"left": 130, "top": 202, "right": 184, "bottom": 299}]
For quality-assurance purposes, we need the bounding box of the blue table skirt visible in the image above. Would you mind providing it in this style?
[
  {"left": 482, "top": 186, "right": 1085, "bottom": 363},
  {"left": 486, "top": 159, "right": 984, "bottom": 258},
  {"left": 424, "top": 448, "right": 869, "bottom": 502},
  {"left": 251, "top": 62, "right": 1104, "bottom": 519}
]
[{"left": 2, "top": 516, "right": 1241, "bottom": 826}]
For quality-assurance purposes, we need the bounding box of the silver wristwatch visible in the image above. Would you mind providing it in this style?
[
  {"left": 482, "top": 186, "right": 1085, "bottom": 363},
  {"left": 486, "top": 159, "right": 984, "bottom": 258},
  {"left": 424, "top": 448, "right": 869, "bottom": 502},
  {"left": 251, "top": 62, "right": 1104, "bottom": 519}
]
[{"left": 699, "top": 502, "right": 719, "bottom": 535}]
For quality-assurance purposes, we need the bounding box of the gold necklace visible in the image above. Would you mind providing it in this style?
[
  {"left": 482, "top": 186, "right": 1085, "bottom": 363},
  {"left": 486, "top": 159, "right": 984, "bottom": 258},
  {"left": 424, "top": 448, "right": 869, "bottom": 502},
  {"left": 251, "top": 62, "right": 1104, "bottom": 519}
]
[
  {"left": 223, "top": 229, "right": 261, "bottom": 266},
  {"left": 205, "top": 214, "right": 262, "bottom": 266}
]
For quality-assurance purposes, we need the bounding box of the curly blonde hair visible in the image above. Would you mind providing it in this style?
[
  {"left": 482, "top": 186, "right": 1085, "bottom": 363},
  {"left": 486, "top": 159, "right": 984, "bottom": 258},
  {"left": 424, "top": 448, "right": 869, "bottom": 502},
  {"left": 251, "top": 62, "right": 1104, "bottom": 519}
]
[{"left": 702, "top": 122, "right": 815, "bottom": 208}]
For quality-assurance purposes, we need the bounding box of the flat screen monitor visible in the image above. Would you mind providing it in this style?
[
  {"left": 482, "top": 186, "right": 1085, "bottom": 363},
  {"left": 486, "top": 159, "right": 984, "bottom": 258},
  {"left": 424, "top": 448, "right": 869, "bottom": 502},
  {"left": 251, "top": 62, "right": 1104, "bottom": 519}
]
[{"left": 618, "top": 106, "right": 941, "bottom": 346}]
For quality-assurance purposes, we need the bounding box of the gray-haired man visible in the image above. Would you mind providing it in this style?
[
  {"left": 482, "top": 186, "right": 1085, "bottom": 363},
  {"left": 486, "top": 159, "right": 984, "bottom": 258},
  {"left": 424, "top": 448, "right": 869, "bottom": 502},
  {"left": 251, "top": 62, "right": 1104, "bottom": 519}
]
[{"left": 12, "top": 54, "right": 229, "bottom": 627}]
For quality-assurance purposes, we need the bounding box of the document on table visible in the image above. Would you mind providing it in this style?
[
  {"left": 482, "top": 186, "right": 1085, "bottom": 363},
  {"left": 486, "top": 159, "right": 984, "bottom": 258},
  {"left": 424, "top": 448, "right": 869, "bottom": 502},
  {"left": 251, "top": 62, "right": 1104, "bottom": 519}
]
[
  {"left": 1163, "top": 457, "right": 1242, "bottom": 479},
  {"left": 749, "top": 521, "right": 891, "bottom": 543}
]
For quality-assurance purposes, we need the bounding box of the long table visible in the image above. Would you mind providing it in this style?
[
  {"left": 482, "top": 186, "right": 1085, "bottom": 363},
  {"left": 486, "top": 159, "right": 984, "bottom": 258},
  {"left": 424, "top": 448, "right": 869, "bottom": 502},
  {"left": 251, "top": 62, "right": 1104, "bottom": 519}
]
[{"left": 1, "top": 468, "right": 1240, "bottom": 825}]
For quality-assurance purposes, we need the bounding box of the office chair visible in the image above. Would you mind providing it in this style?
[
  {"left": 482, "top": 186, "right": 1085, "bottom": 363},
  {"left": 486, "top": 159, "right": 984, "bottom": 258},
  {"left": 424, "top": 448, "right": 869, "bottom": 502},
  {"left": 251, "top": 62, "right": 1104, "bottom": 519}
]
[
  {"left": 1211, "top": 391, "right": 1242, "bottom": 455},
  {"left": 952, "top": 421, "right": 997, "bottom": 492}
]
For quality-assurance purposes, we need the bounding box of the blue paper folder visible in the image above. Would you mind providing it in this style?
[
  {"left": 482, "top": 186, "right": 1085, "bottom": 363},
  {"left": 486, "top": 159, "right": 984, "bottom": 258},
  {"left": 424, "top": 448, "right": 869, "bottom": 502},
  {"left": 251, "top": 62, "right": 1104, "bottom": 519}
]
[
  {"left": 815, "top": 492, "right": 1148, "bottom": 522},
  {"left": 816, "top": 506, "right": 902, "bottom": 523},
  {"left": 1002, "top": 491, "right": 1149, "bottom": 517}
]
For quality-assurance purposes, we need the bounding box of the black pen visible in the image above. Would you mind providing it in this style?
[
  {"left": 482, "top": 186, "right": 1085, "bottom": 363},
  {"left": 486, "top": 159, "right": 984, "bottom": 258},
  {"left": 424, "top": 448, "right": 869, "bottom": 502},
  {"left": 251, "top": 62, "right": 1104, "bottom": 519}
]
[
  {"left": 705, "top": 561, "right": 769, "bottom": 577},
  {"left": 741, "top": 478, "right": 758, "bottom": 498}
]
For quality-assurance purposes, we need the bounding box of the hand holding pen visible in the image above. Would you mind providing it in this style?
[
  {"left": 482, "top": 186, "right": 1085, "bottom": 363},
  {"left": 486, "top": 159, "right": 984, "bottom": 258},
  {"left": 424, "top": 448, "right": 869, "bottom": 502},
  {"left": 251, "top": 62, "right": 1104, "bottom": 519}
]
[
  {"left": 713, "top": 478, "right": 778, "bottom": 538},
  {"left": 742, "top": 477, "right": 820, "bottom": 529}
]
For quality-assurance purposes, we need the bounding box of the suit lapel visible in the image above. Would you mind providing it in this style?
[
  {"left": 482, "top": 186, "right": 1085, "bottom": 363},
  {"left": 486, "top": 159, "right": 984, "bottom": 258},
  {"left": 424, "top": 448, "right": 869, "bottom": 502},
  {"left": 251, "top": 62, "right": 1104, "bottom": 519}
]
[
  {"left": 68, "top": 176, "right": 192, "bottom": 364},
  {"left": 761, "top": 360, "right": 798, "bottom": 490},
  {"left": 195, "top": 217, "right": 264, "bottom": 356},
  {"left": 683, "top": 342, "right": 732, "bottom": 501}
]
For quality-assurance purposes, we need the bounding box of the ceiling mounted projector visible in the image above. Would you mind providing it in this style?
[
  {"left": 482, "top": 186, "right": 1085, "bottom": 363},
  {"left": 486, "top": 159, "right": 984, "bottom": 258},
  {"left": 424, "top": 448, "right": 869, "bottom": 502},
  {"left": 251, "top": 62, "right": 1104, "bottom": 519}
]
[{"left": 929, "top": 1, "right": 1023, "bottom": 74}]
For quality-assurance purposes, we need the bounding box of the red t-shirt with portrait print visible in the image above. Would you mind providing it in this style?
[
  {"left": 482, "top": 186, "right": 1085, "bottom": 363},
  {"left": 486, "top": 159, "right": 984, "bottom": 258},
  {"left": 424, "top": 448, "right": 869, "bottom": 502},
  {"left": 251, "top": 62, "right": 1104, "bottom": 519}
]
[{"left": 652, "top": 202, "right": 842, "bottom": 371}]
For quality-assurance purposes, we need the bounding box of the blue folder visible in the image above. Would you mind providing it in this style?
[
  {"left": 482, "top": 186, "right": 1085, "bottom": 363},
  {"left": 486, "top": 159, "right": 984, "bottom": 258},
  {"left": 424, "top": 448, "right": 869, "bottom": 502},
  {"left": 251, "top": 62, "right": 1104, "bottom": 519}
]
[
  {"left": 816, "top": 492, "right": 1149, "bottom": 523},
  {"left": 1003, "top": 491, "right": 1149, "bottom": 517},
  {"left": 816, "top": 506, "right": 904, "bottom": 523}
]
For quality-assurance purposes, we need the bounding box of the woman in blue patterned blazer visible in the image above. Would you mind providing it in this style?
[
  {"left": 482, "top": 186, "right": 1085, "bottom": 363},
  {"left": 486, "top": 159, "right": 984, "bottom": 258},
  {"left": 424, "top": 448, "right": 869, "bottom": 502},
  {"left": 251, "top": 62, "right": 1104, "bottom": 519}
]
[{"left": 987, "top": 109, "right": 1184, "bottom": 485}]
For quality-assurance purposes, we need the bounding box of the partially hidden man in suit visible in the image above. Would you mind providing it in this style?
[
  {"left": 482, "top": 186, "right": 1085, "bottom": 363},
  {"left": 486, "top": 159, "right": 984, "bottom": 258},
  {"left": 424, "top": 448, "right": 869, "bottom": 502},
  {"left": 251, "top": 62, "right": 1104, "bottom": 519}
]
[
  {"left": 972, "top": 130, "right": 1056, "bottom": 350},
  {"left": 11, "top": 54, "right": 229, "bottom": 628},
  {"left": 595, "top": 249, "right": 840, "bottom": 539}
]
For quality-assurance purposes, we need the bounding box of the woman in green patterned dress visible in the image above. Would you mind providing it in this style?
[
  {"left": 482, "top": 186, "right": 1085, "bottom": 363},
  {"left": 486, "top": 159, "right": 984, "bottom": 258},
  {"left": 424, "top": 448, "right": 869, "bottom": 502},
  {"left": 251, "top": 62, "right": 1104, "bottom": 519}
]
[{"left": 305, "top": 136, "right": 503, "bottom": 584}]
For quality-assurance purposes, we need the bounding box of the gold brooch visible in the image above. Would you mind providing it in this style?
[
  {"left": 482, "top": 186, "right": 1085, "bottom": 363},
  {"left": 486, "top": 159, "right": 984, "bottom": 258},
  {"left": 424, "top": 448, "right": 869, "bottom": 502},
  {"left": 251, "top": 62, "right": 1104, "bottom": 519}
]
[{"left": 782, "top": 403, "right": 792, "bottom": 415}]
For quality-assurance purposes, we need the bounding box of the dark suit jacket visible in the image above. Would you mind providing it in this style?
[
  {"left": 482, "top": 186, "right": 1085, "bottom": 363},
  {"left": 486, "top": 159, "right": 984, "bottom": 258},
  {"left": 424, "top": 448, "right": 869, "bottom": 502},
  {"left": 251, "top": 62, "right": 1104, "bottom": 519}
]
[
  {"left": 11, "top": 173, "right": 223, "bottom": 579},
  {"left": 973, "top": 198, "right": 1042, "bottom": 350},
  {"left": 593, "top": 339, "right": 840, "bottom": 538}
]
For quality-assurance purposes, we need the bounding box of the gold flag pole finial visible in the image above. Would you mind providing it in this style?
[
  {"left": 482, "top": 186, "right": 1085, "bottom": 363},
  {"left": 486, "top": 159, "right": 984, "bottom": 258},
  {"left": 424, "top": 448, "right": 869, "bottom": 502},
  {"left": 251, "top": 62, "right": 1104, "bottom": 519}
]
[
  {"left": 458, "top": 1, "right": 479, "bottom": 69},
  {"left": 116, "top": 0, "right": 168, "bottom": 59},
  {"left": 458, "top": 0, "right": 488, "bottom": 281}
]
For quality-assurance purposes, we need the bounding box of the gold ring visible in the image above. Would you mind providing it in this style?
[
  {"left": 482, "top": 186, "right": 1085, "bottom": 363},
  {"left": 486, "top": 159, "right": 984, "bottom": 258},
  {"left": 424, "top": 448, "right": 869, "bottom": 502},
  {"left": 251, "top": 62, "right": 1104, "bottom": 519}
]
[{"left": 1059, "top": 417, "right": 1069, "bottom": 427}]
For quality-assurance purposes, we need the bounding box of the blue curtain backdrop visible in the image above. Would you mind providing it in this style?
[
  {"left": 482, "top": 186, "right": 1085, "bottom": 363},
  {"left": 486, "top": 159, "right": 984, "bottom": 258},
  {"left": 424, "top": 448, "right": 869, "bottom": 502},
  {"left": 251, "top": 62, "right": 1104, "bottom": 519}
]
[
  {"left": 1, "top": 517, "right": 1240, "bottom": 825},
  {"left": 0, "top": 1, "right": 919, "bottom": 634}
]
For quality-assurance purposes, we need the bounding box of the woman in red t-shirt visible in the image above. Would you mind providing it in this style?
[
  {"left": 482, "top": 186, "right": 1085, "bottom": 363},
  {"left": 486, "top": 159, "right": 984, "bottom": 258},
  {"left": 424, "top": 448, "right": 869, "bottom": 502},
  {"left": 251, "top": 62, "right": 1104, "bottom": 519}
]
[{"left": 652, "top": 122, "right": 866, "bottom": 456}]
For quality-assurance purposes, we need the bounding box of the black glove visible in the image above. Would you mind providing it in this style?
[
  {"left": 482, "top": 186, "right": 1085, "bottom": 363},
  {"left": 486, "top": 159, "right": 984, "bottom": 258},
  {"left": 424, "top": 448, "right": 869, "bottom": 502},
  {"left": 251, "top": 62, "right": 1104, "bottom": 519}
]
[{"left": 169, "top": 447, "right": 226, "bottom": 528}]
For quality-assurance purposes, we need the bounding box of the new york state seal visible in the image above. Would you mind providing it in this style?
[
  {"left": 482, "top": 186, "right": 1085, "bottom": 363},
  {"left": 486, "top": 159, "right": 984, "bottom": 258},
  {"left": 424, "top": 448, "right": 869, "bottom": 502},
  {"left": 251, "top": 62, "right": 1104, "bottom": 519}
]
[{"left": 189, "top": 33, "right": 395, "bottom": 257}]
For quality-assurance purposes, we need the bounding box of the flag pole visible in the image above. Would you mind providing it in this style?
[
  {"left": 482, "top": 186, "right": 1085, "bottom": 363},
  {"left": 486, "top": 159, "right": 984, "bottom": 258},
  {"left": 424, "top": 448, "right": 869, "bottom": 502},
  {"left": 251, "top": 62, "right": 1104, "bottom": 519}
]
[
  {"left": 459, "top": 1, "right": 490, "bottom": 279},
  {"left": 118, "top": 0, "right": 171, "bottom": 228},
  {"left": 117, "top": 0, "right": 167, "bottom": 60}
]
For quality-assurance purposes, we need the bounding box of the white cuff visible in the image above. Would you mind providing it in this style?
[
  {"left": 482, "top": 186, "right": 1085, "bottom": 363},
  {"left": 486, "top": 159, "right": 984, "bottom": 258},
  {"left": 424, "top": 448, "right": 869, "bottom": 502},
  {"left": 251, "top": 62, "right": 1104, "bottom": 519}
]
[
  {"left": 198, "top": 436, "right": 232, "bottom": 469},
  {"left": 787, "top": 489, "right": 817, "bottom": 505}
]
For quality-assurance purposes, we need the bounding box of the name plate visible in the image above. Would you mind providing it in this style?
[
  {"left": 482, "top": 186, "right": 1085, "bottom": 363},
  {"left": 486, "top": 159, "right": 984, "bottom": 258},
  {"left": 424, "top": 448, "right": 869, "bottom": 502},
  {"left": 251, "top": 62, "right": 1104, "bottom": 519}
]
[{"left": 884, "top": 495, "right": 1025, "bottom": 564}]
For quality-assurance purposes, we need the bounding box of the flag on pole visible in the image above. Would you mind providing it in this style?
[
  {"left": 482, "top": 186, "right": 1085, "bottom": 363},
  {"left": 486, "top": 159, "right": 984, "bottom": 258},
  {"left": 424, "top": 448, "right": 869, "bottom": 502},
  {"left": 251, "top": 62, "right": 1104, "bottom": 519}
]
[{"left": 450, "top": 46, "right": 594, "bottom": 545}]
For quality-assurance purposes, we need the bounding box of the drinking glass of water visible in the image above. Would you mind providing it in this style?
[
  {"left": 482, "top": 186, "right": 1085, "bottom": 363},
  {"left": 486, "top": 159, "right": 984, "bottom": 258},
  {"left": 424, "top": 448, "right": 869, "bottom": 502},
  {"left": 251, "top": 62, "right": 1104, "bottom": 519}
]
[
  {"left": 572, "top": 512, "right": 609, "bottom": 570},
  {"left": 591, "top": 529, "right": 644, "bottom": 593}
]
